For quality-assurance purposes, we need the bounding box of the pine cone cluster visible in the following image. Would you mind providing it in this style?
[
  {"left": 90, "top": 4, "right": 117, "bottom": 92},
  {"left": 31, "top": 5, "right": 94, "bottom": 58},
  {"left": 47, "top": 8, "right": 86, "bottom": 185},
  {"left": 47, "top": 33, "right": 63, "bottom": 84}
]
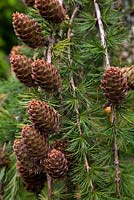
[
  {"left": 12, "top": 0, "right": 68, "bottom": 193},
  {"left": 10, "top": 54, "right": 35, "bottom": 87},
  {"left": 32, "top": 59, "right": 62, "bottom": 91},
  {"left": 45, "top": 149, "right": 68, "bottom": 178},
  {"left": 35, "top": 0, "right": 66, "bottom": 23},
  {"left": 101, "top": 67, "right": 128, "bottom": 105},
  {"left": 12, "top": 12, "right": 46, "bottom": 48},
  {"left": 121, "top": 66, "right": 134, "bottom": 90},
  {"left": 28, "top": 99, "right": 60, "bottom": 133}
]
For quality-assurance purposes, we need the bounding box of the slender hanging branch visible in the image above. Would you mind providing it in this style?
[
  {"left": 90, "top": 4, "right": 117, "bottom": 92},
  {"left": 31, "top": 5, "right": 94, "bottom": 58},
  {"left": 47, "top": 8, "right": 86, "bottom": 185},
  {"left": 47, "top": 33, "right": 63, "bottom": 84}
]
[
  {"left": 111, "top": 106, "right": 121, "bottom": 197},
  {"left": 46, "top": 42, "right": 53, "bottom": 200},
  {"left": 94, "top": 0, "right": 120, "bottom": 197},
  {"left": 93, "top": 0, "right": 110, "bottom": 68},
  {"left": 67, "top": 5, "right": 91, "bottom": 174}
]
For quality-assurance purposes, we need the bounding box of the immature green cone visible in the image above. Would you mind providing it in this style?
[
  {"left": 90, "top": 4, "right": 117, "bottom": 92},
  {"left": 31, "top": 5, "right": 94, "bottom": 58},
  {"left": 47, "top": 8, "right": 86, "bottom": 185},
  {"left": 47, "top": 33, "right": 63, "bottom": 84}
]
[
  {"left": 21, "top": 125, "right": 48, "bottom": 160},
  {"left": 120, "top": 66, "right": 134, "bottom": 90},
  {"left": 10, "top": 54, "right": 35, "bottom": 87},
  {"left": 101, "top": 67, "right": 128, "bottom": 105},
  {"left": 13, "top": 139, "right": 44, "bottom": 173},
  {"left": 32, "top": 59, "right": 62, "bottom": 91},
  {"left": 28, "top": 100, "right": 60, "bottom": 133},
  {"left": 17, "top": 161, "right": 46, "bottom": 193},
  {"left": 23, "top": 0, "right": 35, "bottom": 7},
  {"left": 35, "top": 0, "right": 66, "bottom": 23},
  {"left": 45, "top": 149, "right": 68, "bottom": 178},
  {"left": 12, "top": 12, "right": 47, "bottom": 48}
]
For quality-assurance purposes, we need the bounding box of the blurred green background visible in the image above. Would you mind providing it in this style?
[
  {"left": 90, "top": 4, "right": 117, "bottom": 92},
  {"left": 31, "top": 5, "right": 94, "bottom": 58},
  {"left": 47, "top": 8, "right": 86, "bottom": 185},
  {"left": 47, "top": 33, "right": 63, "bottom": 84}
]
[{"left": 0, "top": 0, "right": 25, "bottom": 79}]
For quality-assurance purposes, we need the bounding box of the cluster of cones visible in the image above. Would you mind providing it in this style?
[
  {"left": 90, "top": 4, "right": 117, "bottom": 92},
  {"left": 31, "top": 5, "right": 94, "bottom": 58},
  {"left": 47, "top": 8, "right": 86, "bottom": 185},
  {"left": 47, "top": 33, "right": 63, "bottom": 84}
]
[
  {"left": 10, "top": 0, "right": 68, "bottom": 194},
  {"left": 101, "top": 66, "right": 134, "bottom": 106}
]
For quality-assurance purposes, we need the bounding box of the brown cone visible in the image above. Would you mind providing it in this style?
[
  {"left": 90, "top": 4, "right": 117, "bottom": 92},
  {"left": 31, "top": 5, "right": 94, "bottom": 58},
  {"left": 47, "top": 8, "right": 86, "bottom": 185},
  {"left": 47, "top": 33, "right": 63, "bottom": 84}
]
[
  {"left": 12, "top": 12, "right": 47, "bottom": 48},
  {"left": 10, "top": 45, "right": 24, "bottom": 59},
  {"left": 10, "top": 54, "right": 35, "bottom": 87},
  {"left": 53, "top": 140, "right": 68, "bottom": 153},
  {"left": 35, "top": 0, "right": 66, "bottom": 23},
  {"left": 0, "top": 144, "right": 10, "bottom": 167},
  {"left": 21, "top": 125, "right": 48, "bottom": 160},
  {"left": 13, "top": 139, "right": 44, "bottom": 174},
  {"left": 121, "top": 66, "right": 134, "bottom": 90},
  {"left": 101, "top": 67, "right": 128, "bottom": 105},
  {"left": 45, "top": 149, "right": 68, "bottom": 178},
  {"left": 23, "top": 0, "right": 35, "bottom": 7},
  {"left": 28, "top": 99, "right": 60, "bottom": 134},
  {"left": 17, "top": 161, "right": 46, "bottom": 193},
  {"left": 32, "top": 59, "right": 62, "bottom": 91}
]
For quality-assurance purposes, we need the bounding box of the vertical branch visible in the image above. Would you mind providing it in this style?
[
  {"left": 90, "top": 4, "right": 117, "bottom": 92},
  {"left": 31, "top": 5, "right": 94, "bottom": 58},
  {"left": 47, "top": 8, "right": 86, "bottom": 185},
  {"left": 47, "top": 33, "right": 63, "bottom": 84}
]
[
  {"left": 67, "top": 5, "right": 91, "bottom": 174},
  {"left": 94, "top": 0, "right": 120, "bottom": 197},
  {"left": 111, "top": 106, "right": 121, "bottom": 197},
  {"left": 93, "top": 0, "right": 110, "bottom": 68},
  {"left": 46, "top": 42, "right": 53, "bottom": 200}
]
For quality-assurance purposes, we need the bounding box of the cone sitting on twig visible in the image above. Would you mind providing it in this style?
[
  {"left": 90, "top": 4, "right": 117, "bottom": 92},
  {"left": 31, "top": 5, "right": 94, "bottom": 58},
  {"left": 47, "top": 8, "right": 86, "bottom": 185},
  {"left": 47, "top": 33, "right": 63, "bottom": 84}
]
[
  {"left": 32, "top": 59, "right": 62, "bottom": 92},
  {"left": 35, "top": 0, "right": 66, "bottom": 23},
  {"left": 12, "top": 12, "right": 47, "bottom": 48},
  {"left": 28, "top": 99, "right": 60, "bottom": 134},
  {"left": 17, "top": 161, "right": 46, "bottom": 193},
  {"left": 13, "top": 139, "right": 44, "bottom": 174},
  {"left": 10, "top": 54, "right": 35, "bottom": 87},
  {"left": 101, "top": 66, "right": 128, "bottom": 105},
  {"left": 22, "top": 0, "right": 35, "bottom": 7},
  {"left": 44, "top": 149, "right": 68, "bottom": 178},
  {"left": 21, "top": 125, "right": 48, "bottom": 160},
  {"left": 120, "top": 66, "right": 134, "bottom": 90}
]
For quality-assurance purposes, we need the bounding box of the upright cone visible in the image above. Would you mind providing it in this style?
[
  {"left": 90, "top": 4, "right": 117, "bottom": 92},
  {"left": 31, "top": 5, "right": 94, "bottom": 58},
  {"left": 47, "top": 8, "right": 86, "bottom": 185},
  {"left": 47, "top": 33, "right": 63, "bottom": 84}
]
[
  {"left": 10, "top": 54, "right": 35, "bottom": 87},
  {"left": 13, "top": 139, "right": 44, "bottom": 173},
  {"left": 17, "top": 161, "right": 46, "bottom": 193},
  {"left": 45, "top": 149, "right": 68, "bottom": 178},
  {"left": 101, "top": 67, "right": 128, "bottom": 105},
  {"left": 35, "top": 0, "right": 66, "bottom": 23},
  {"left": 21, "top": 125, "right": 48, "bottom": 160},
  {"left": 12, "top": 12, "right": 47, "bottom": 48},
  {"left": 32, "top": 59, "right": 62, "bottom": 91},
  {"left": 121, "top": 66, "right": 134, "bottom": 90},
  {"left": 28, "top": 100, "right": 60, "bottom": 133}
]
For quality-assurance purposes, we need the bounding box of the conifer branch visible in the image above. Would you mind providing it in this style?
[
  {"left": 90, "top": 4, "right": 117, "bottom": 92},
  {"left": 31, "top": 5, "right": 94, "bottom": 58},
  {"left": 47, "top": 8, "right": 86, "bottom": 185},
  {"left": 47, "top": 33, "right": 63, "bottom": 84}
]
[
  {"left": 93, "top": 0, "right": 110, "bottom": 68},
  {"left": 67, "top": 4, "right": 91, "bottom": 175},
  {"left": 46, "top": 42, "right": 53, "bottom": 200},
  {"left": 112, "top": 106, "right": 121, "bottom": 198},
  {"left": 94, "top": 0, "right": 120, "bottom": 197}
]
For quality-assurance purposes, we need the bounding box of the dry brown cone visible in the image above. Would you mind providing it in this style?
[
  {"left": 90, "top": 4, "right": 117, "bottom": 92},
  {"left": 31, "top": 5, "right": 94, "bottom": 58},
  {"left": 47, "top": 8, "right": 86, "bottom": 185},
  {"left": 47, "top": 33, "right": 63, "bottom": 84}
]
[
  {"left": 13, "top": 139, "right": 44, "bottom": 174},
  {"left": 10, "top": 54, "right": 35, "bottom": 87},
  {"left": 32, "top": 59, "right": 62, "bottom": 92},
  {"left": 10, "top": 45, "right": 24, "bottom": 59},
  {"left": 101, "top": 66, "right": 128, "bottom": 105},
  {"left": 22, "top": 0, "right": 35, "bottom": 7},
  {"left": 53, "top": 140, "right": 68, "bottom": 153},
  {"left": 17, "top": 161, "right": 46, "bottom": 194},
  {"left": 28, "top": 99, "right": 60, "bottom": 134},
  {"left": 44, "top": 149, "right": 68, "bottom": 178},
  {"left": 12, "top": 12, "right": 47, "bottom": 48},
  {"left": 0, "top": 144, "right": 10, "bottom": 167},
  {"left": 120, "top": 66, "right": 134, "bottom": 90},
  {"left": 21, "top": 125, "right": 48, "bottom": 160},
  {"left": 35, "top": 0, "right": 66, "bottom": 23}
]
